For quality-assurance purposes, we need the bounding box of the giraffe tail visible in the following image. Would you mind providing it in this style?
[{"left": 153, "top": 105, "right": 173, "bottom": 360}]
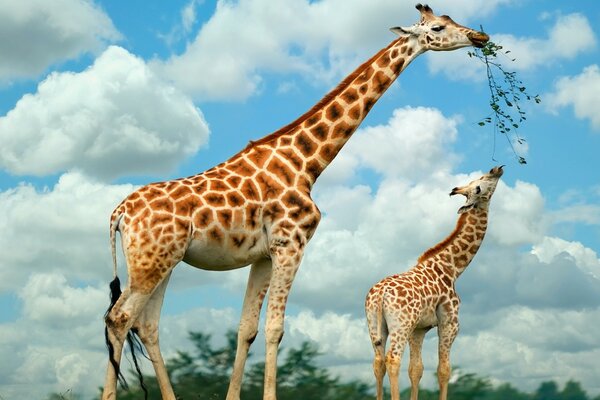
[
  {"left": 374, "top": 292, "right": 385, "bottom": 346},
  {"left": 109, "top": 212, "right": 122, "bottom": 280}
]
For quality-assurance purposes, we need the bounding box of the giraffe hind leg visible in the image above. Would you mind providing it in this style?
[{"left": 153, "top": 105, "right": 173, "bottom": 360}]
[
  {"left": 366, "top": 305, "right": 388, "bottom": 400},
  {"left": 103, "top": 276, "right": 151, "bottom": 400},
  {"left": 133, "top": 272, "right": 177, "bottom": 400}
]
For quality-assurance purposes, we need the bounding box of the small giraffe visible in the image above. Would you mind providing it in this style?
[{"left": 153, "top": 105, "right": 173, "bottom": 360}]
[
  {"left": 102, "top": 4, "right": 489, "bottom": 400},
  {"left": 365, "top": 166, "right": 504, "bottom": 400}
]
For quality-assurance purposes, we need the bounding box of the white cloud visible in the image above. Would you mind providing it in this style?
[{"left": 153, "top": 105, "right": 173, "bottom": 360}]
[
  {"left": 453, "top": 306, "right": 600, "bottom": 394},
  {"left": 0, "top": 267, "right": 241, "bottom": 399},
  {"left": 154, "top": 0, "right": 507, "bottom": 100},
  {"left": 0, "top": 272, "right": 108, "bottom": 399},
  {"left": 20, "top": 273, "right": 106, "bottom": 326},
  {"left": 0, "top": 46, "right": 209, "bottom": 180},
  {"left": 287, "top": 310, "right": 371, "bottom": 362},
  {"left": 428, "top": 13, "right": 597, "bottom": 80},
  {"left": 0, "top": 0, "right": 121, "bottom": 82},
  {"left": 345, "top": 107, "right": 461, "bottom": 180},
  {"left": 532, "top": 236, "right": 600, "bottom": 279},
  {"left": 0, "top": 172, "right": 135, "bottom": 291},
  {"left": 546, "top": 64, "right": 600, "bottom": 130},
  {"left": 320, "top": 106, "right": 461, "bottom": 186},
  {"left": 488, "top": 180, "right": 546, "bottom": 246}
]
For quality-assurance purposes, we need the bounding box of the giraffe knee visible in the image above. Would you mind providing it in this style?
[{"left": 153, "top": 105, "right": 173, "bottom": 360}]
[
  {"left": 265, "top": 326, "right": 284, "bottom": 345},
  {"left": 437, "top": 362, "right": 451, "bottom": 383},
  {"left": 373, "top": 354, "right": 386, "bottom": 377},
  {"left": 409, "top": 360, "right": 424, "bottom": 382},
  {"left": 385, "top": 353, "right": 400, "bottom": 376}
]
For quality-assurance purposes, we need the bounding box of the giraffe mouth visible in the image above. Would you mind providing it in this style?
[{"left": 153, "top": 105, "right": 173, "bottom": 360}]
[{"left": 468, "top": 32, "right": 489, "bottom": 48}]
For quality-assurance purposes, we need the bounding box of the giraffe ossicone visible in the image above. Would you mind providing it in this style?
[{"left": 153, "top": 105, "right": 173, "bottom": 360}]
[
  {"left": 365, "top": 166, "right": 504, "bottom": 400},
  {"left": 101, "top": 4, "right": 489, "bottom": 400}
]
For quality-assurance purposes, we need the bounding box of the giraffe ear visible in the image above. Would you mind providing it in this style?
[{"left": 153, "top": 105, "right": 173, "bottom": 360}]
[{"left": 390, "top": 26, "right": 415, "bottom": 36}]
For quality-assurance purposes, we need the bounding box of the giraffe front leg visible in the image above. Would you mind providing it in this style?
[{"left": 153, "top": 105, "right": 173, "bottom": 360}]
[
  {"left": 436, "top": 304, "right": 459, "bottom": 400},
  {"left": 263, "top": 237, "right": 304, "bottom": 400},
  {"left": 408, "top": 328, "right": 428, "bottom": 400},
  {"left": 226, "top": 259, "right": 273, "bottom": 400}
]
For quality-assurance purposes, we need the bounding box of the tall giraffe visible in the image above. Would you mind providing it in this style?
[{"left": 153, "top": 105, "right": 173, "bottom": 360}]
[
  {"left": 365, "top": 166, "right": 504, "bottom": 400},
  {"left": 102, "top": 4, "right": 489, "bottom": 400}
]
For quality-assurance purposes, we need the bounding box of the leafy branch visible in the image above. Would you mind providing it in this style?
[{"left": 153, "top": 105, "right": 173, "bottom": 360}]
[{"left": 468, "top": 39, "right": 541, "bottom": 164}]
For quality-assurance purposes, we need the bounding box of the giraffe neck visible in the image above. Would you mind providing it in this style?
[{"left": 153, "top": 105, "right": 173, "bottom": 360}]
[
  {"left": 238, "top": 35, "right": 424, "bottom": 188},
  {"left": 418, "top": 208, "right": 489, "bottom": 280}
]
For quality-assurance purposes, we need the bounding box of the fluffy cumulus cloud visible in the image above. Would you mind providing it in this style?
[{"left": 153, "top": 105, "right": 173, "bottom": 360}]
[
  {"left": 0, "top": 172, "right": 135, "bottom": 291},
  {"left": 0, "top": 272, "right": 108, "bottom": 399},
  {"left": 153, "top": 0, "right": 508, "bottom": 100},
  {"left": 427, "top": 12, "right": 597, "bottom": 81},
  {"left": 319, "top": 106, "right": 461, "bottom": 185},
  {"left": 0, "top": 46, "right": 209, "bottom": 180},
  {"left": 532, "top": 236, "right": 600, "bottom": 279},
  {"left": 0, "top": 0, "right": 120, "bottom": 82},
  {"left": 0, "top": 267, "right": 240, "bottom": 399},
  {"left": 545, "top": 64, "right": 600, "bottom": 130}
]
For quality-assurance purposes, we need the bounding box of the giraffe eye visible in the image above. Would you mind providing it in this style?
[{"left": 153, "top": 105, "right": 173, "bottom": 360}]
[
  {"left": 475, "top": 186, "right": 481, "bottom": 194},
  {"left": 431, "top": 25, "right": 445, "bottom": 32}
]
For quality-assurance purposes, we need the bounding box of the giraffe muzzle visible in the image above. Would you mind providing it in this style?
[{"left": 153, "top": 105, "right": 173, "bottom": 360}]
[{"left": 468, "top": 31, "right": 489, "bottom": 48}]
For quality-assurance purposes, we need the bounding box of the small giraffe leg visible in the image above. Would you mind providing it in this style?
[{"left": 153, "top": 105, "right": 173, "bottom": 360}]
[
  {"left": 437, "top": 312, "right": 459, "bottom": 400},
  {"left": 437, "top": 351, "right": 452, "bottom": 400},
  {"left": 366, "top": 306, "right": 388, "bottom": 400},
  {"left": 102, "top": 288, "right": 152, "bottom": 400},
  {"left": 263, "top": 239, "right": 304, "bottom": 400},
  {"left": 133, "top": 272, "right": 175, "bottom": 400},
  {"left": 226, "top": 259, "right": 273, "bottom": 400},
  {"left": 373, "top": 344, "right": 387, "bottom": 400},
  {"left": 386, "top": 332, "right": 407, "bottom": 400},
  {"left": 408, "top": 329, "right": 427, "bottom": 400}
]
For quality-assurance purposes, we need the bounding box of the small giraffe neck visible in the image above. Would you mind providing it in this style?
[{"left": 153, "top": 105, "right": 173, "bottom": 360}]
[
  {"left": 418, "top": 207, "right": 489, "bottom": 279},
  {"left": 236, "top": 35, "right": 424, "bottom": 187}
]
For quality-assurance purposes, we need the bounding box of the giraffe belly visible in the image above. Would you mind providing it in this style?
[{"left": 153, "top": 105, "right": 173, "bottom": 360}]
[
  {"left": 182, "top": 234, "right": 269, "bottom": 271},
  {"left": 415, "top": 308, "right": 439, "bottom": 329}
]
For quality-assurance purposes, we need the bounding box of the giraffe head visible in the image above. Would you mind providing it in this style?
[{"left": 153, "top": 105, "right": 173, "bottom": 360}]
[
  {"left": 391, "top": 3, "right": 489, "bottom": 51},
  {"left": 450, "top": 166, "right": 503, "bottom": 214}
]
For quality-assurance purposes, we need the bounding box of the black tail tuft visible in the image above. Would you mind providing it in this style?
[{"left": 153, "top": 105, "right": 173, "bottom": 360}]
[
  {"left": 104, "top": 276, "right": 149, "bottom": 399},
  {"left": 104, "top": 276, "right": 129, "bottom": 389},
  {"left": 129, "top": 328, "right": 149, "bottom": 400}
]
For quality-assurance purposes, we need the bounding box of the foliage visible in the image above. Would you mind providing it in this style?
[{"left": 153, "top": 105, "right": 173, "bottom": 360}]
[
  {"left": 468, "top": 39, "right": 541, "bottom": 165},
  {"left": 44, "top": 331, "right": 599, "bottom": 399}
]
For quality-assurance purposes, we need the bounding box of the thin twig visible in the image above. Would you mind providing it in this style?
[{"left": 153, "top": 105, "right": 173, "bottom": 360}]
[{"left": 468, "top": 38, "right": 541, "bottom": 164}]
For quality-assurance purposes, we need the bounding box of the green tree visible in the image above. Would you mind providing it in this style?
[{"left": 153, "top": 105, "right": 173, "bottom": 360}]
[
  {"left": 107, "top": 329, "right": 372, "bottom": 400},
  {"left": 482, "top": 382, "right": 530, "bottom": 400},
  {"left": 243, "top": 341, "right": 371, "bottom": 400},
  {"left": 448, "top": 371, "right": 493, "bottom": 400},
  {"left": 534, "top": 381, "right": 561, "bottom": 400},
  {"left": 561, "top": 380, "right": 589, "bottom": 400}
]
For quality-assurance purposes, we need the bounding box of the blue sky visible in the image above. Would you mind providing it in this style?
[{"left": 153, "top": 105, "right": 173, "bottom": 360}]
[{"left": 1, "top": 0, "right": 599, "bottom": 398}]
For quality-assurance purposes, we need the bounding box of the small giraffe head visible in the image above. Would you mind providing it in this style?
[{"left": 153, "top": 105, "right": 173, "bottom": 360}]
[
  {"left": 450, "top": 166, "right": 503, "bottom": 214},
  {"left": 391, "top": 3, "right": 489, "bottom": 51}
]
